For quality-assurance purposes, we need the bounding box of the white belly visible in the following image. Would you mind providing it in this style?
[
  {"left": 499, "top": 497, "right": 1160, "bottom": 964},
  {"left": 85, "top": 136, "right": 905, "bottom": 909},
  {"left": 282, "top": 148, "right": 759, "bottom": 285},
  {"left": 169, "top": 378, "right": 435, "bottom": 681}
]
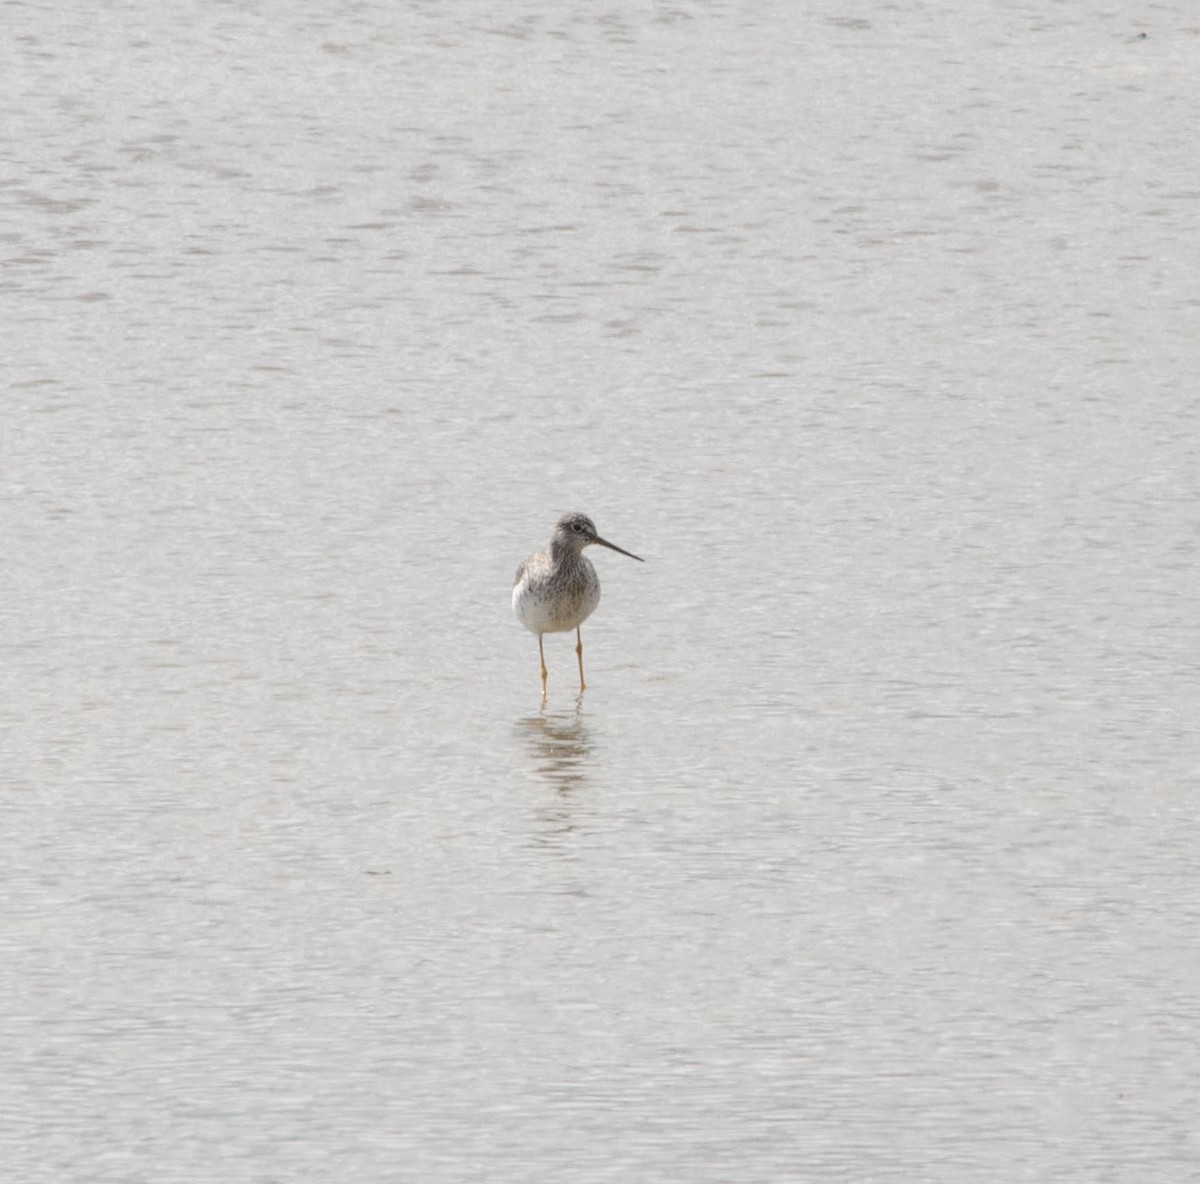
[{"left": 513, "top": 566, "right": 600, "bottom": 634}]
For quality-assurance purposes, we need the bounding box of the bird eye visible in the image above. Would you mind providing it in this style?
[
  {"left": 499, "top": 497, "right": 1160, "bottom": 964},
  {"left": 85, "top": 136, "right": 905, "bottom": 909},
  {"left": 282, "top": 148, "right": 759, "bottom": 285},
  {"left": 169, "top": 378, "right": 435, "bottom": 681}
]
[{"left": 571, "top": 522, "right": 584, "bottom": 532}]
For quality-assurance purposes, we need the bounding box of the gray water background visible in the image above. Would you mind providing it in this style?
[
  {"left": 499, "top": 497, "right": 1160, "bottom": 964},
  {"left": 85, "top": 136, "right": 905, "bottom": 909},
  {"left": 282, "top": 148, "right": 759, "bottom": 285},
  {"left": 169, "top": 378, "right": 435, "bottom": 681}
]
[{"left": 3, "top": 1, "right": 1199, "bottom": 1180}]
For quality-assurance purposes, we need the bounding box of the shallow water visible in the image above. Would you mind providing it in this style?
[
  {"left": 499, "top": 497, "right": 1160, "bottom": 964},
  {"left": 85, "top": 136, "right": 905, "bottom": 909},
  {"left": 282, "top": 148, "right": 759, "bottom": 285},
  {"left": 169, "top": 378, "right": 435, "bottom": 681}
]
[{"left": 4, "top": 1, "right": 1199, "bottom": 1180}]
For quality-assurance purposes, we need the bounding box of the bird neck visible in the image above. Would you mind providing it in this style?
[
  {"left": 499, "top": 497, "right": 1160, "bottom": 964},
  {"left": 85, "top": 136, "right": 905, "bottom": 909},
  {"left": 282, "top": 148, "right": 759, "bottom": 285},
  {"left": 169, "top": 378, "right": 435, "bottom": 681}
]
[{"left": 549, "top": 540, "right": 586, "bottom": 564}]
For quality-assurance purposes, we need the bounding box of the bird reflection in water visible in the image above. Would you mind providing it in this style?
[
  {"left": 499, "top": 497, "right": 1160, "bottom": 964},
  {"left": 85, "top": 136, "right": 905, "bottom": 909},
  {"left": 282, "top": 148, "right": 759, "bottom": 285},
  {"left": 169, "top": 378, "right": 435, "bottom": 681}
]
[{"left": 514, "top": 704, "right": 594, "bottom": 849}]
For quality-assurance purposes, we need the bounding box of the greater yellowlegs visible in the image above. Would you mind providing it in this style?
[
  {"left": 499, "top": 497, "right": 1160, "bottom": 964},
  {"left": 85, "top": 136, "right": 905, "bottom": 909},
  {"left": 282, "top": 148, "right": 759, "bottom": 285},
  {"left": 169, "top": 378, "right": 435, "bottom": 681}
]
[{"left": 513, "top": 512, "right": 643, "bottom": 697}]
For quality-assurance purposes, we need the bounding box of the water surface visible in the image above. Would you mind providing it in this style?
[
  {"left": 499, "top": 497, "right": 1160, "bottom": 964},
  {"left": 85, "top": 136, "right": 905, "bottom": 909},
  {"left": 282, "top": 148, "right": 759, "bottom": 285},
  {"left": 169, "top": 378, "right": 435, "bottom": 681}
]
[{"left": 4, "top": 2, "right": 1199, "bottom": 1181}]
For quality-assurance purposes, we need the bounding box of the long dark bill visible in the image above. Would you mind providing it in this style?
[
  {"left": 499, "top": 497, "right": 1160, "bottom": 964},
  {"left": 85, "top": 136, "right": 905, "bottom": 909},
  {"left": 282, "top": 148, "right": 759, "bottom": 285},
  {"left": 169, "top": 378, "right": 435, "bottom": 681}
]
[{"left": 595, "top": 537, "right": 644, "bottom": 562}]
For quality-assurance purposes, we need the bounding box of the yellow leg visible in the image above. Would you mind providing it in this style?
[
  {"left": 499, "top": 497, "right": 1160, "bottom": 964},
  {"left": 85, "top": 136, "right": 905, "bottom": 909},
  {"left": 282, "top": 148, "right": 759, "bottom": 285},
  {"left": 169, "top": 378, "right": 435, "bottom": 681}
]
[
  {"left": 576, "top": 626, "right": 586, "bottom": 692},
  {"left": 538, "top": 635, "right": 548, "bottom": 698}
]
